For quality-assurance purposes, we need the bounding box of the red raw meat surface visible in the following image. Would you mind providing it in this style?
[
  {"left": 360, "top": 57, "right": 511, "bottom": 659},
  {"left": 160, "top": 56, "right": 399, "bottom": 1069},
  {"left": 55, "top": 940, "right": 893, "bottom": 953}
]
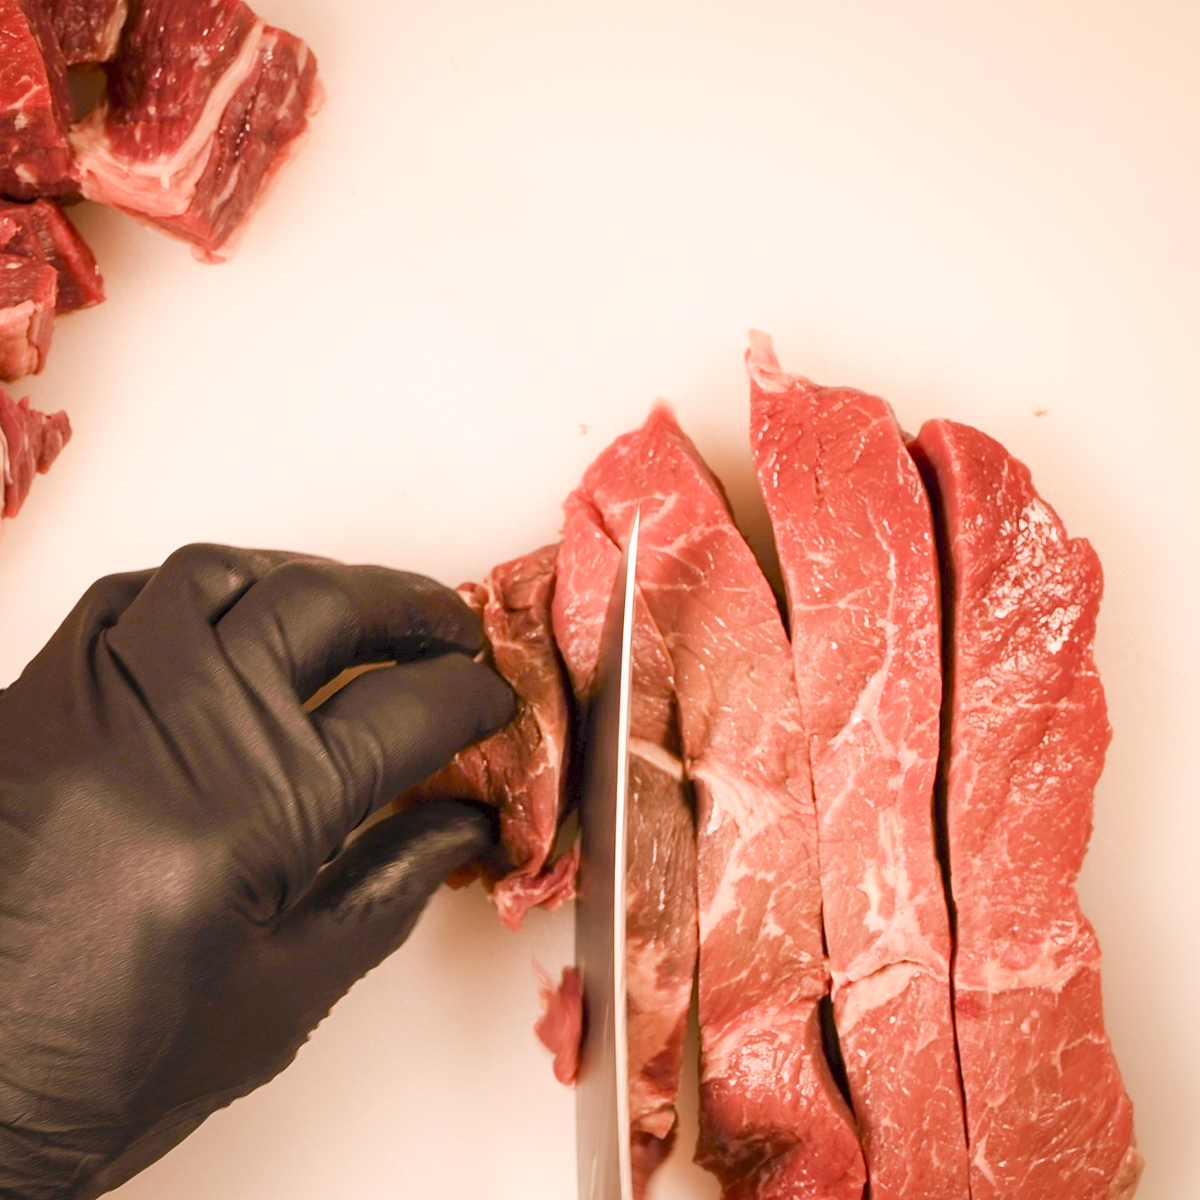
[
  {"left": 911, "top": 419, "right": 1142, "bottom": 1200},
  {"left": 70, "top": 0, "right": 322, "bottom": 261},
  {"left": 0, "top": 384, "right": 70, "bottom": 519},
  {"left": 554, "top": 473, "right": 698, "bottom": 1199},
  {"left": 748, "top": 332, "right": 968, "bottom": 1200},
  {"left": 38, "top": 0, "right": 126, "bottom": 64},
  {"left": 535, "top": 964, "right": 583, "bottom": 1087},
  {"left": 0, "top": 253, "right": 57, "bottom": 381},
  {"left": 0, "top": 0, "right": 76, "bottom": 199},
  {"left": 561, "top": 406, "right": 864, "bottom": 1200},
  {"left": 0, "top": 198, "right": 104, "bottom": 312},
  {"left": 401, "top": 544, "right": 575, "bottom": 932}
]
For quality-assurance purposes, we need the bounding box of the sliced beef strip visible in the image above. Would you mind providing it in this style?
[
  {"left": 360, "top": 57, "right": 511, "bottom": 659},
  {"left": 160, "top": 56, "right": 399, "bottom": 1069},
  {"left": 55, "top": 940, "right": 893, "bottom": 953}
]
[
  {"left": 0, "top": 384, "right": 70, "bottom": 519},
  {"left": 0, "top": 0, "right": 76, "bottom": 200},
  {"left": 0, "top": 253, "right": 57, "bottom": 381},
  {"left": 748, "top": 333, "right": 968, "bottom": 1200},
  {"left": 400, "top": 544, "right": 575, "bottom": 932},
  {"left": 554, "top": 483, "right": 697, "bottom": 1199},
  {"left": 562, "top": 405, "right": 865, "bottom": 1200},
  {"left": 38, "top": 0, "right": 126, "bottom": 64},
  {"left": 69, "top": 0, "right": 322, "bottom": 262},
  {"left": 911, "top": 419, "right": 1142, "bottom": 1200},
  {"left": 0, "top": 198, "right": 104, "bottom": 312}
]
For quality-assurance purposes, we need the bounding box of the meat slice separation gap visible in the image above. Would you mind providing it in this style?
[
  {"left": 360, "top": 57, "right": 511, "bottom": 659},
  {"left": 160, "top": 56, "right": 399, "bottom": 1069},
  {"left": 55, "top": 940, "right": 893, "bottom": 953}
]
[
  {"left": 747, "top": 331, "right": 969, "bottom": 1200},
  {"left": 910, "top": 419, "right": 1142, "bottom": 1200}
]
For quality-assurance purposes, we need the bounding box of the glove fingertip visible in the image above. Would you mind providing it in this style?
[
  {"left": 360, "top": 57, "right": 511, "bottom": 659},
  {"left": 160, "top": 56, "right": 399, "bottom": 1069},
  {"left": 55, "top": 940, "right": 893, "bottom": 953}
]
[{"left": 309, "top": 800, "right": 497, "bottom": 928}]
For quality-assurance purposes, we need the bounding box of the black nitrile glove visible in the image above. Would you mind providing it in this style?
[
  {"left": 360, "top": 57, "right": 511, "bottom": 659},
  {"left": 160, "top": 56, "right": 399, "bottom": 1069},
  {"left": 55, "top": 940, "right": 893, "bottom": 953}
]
[{"left": 0, "top": 544, "right": 516, "bottom": 1199}]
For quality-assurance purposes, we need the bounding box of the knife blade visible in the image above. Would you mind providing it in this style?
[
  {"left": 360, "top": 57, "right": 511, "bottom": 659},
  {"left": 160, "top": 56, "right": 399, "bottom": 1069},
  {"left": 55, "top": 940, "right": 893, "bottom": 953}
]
[{"left": 575, "top": 508, "right": 640, "bottom": 1200}]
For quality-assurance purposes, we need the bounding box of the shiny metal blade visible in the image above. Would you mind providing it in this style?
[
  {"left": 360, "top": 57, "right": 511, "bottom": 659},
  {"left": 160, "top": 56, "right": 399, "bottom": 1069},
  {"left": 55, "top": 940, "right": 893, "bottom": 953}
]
[{"left": 575, "top": 508, "right": 639, "bottom": 1200}]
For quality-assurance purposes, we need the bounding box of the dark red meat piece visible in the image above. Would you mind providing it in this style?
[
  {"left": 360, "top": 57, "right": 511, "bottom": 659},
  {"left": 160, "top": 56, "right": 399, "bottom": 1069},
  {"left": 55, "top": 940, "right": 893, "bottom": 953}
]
[
  {"left": 70, "top": 0, "right": 322, "bottom": 261},
  {"left": 401, "top": 544, "right": 575, "bottom": 932},
  {"left": 748, "top": 332, "right": 968, "bottom": 1200},
  {"left": 37, "top": 0, "right": 126, "bottom": 64},
  {"left": 0, "top": 0, "right": 76, "bottom": 200},
  {"left": 910, "top": 420, "right": 1142, "bottom": 1200},
  {"left": 0, "top": 198, "right": 104, "bottom": 312},
  {"left": 0, "top": 252, "right": 56, "bottom": 380},
  {"left": 0, "top": 384, "right": 70, "bottom": 518}
]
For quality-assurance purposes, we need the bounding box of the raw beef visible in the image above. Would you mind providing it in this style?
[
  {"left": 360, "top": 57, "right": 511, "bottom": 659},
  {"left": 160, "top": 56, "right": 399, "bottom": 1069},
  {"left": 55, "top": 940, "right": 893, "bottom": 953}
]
[
  {"left": 400, "top": 544, "right": 575, "bottom": 932},
  {"left": 910, "top": 419, "right": 1142, "bottom": 1200},
  {"left": 0, "top": 198, "right": 104, "bottom": 312},
  {"left": 0, "top": 0, "right": 76, "bottom": 200},
  {"left": 0, "top": 253, "right": 56, "bottom": 381},
  {"left": 38, "top": 0, "right": 126, "bottom": 63},
  {"left": 554, "top": 481, "right": 698, "bottom": 1198},
  {"left": 560, "top": 406, "right": 864, "bottom": 1200},
  {"left": 0, "top": 384, "right": 70, "bottom": 519},
  {"left": 534, "top": 964, "right": 583, "bottom": 1086},
  {"left": 747, "top": 333, "right": 969, "bottom": 1200},
  {"left": 70, "top": 0, "right": 322, "bottom": 262}
]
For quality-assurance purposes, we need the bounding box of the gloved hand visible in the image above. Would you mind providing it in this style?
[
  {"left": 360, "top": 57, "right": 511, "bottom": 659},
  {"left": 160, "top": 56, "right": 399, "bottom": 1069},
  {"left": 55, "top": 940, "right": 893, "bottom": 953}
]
[{"left": 0, "top": 544, "right": 516, "bottom": 1200}]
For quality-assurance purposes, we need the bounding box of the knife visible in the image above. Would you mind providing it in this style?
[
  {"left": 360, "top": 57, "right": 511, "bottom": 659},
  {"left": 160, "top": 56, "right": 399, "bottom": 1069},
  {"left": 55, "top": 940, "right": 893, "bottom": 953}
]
[{"left": 575, "top": 508, "right": 640, "bottom": 1200}]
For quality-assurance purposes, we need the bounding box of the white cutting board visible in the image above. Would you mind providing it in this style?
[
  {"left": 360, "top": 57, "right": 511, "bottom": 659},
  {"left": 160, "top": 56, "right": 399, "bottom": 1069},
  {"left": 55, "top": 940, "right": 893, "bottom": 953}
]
[{"left": 1, "top": 2, "right": 1196, "bottom": 1197}]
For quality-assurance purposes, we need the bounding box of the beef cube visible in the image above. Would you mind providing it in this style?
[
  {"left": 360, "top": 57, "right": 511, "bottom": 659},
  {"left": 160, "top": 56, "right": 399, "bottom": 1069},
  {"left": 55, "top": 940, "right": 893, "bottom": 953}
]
[
  {"left": 0, "top": 0, "right": 76, "bottom": 200},
  {"left": 70, "top": 0, "right": 322, "bottom": 262},
  {"left": 0, "top": 384, "right": 70, "bottom": 519},
  {"left": 0, "top": 252, "right": 57, "bottom": 380},
  {"left": 0, "top": 198, "right": 104, "bottom": 311},
  {"left": 37, "top": 0, "right": 126, "bottom": 64},
  {"left": 748, "top": 332, "right": 969, "bottom": 1199},
  {"left": 910, "top": 420, "right": 1142, "bottom": 1200}
]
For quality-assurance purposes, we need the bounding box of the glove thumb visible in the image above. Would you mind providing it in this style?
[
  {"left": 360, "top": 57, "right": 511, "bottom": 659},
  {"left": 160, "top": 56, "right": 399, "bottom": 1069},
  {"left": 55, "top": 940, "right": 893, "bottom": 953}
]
[{"left": 77, "top": 801, "right": 494, "bottom": 1200}]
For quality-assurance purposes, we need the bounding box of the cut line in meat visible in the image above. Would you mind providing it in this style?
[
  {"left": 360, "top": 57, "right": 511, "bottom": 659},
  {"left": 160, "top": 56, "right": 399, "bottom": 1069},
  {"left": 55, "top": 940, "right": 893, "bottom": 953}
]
[
  {"left": 911, "top": 419, "right": 1142, "bottom": 1200},
  {"left": 747, "top": 332, "right": 969, "bottom": 1200},
  {"left": 70, "top": 0, "right": 323, "bottom": 262}
]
